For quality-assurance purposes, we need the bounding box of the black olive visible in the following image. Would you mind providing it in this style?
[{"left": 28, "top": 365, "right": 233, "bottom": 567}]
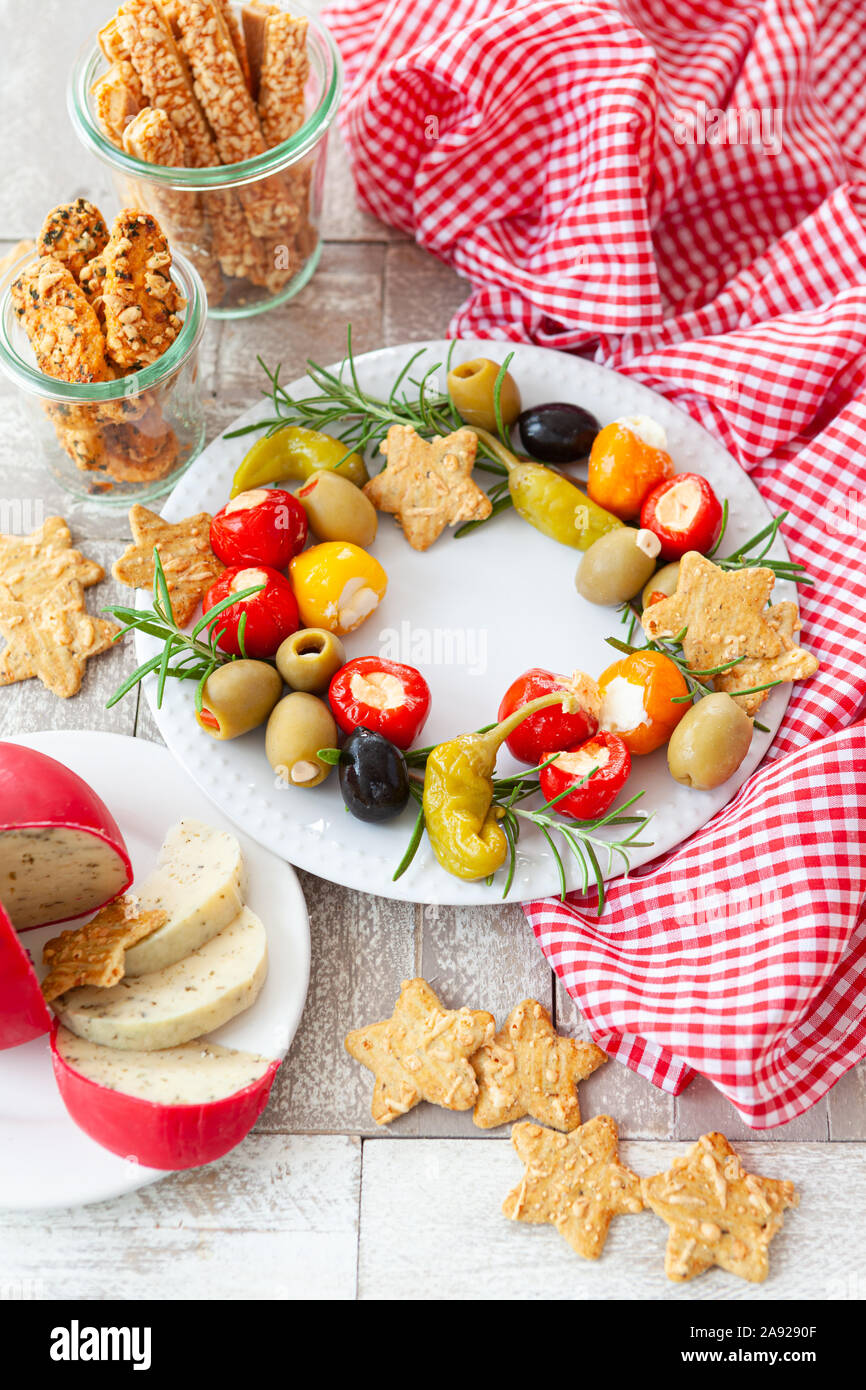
[
  {"left": 338, "top": 727, "right": 410, "bottom": 823},
  {"left": 517, "top": 402, "right": 600, "bottom": 464}
]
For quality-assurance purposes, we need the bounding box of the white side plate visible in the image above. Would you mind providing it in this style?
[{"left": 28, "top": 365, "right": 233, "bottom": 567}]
[{"left": 0, "top": 731, "right": 310, "bottom": 1210}]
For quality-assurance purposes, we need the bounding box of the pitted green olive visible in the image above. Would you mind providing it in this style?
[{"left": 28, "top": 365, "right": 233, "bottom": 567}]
[
  {"left": 667, "top": 693, "right": 753, "bottom": 789},
  {"left": 197, "top": 660, "right": 283, "bottom": 740},
  {"left": 296, "top": 469, "right": 378, "bottom": 547},
  {"left": 447, "top": 358, "right": 521, "bottom": 433},
  {"left": 642, "top": 560, "right": 681, "bottom": 611},
  {"left": 276, "top": 628, "right": 346, "bottom": 693},
  {"left": 576, "top": 527, "right": 661, "bottom": 606},
  {"left": 266, "top": 692, "right": 338, "bottom": 788}
]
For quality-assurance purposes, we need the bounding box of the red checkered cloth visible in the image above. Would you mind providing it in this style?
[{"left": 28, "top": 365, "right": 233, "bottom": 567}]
[{"left": 324, "top": 0, "right": 866, "bottom": 1126}]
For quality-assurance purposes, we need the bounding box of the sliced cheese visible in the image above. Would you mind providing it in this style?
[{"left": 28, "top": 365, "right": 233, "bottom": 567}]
[
  {"left": 55, "top": 907, "right": 268, "bottom": 1051},
  {"left": 55, "top": 1025, "right": 272, "bottom": 1105},
  {"left": 124, "top": 819, "right": 245, "bottom": 977},
  {"left": 0, "top": 826, "right": 129, "bottom": 930}
]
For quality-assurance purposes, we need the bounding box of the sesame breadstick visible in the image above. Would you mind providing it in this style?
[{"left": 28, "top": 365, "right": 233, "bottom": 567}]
[
  {"left": 241, "top": 3, "right": 277, "bottom": 101},
  {"left": 117, "top": 0, "right": 220, "bottom": 170},
  {"left": 174, "top": 0, "right": 297, "bottom": 239},
  {"left": 258, "top": 11, "right": 308, "bottom": 147},
  {"left": 122, "top": 106, "right": 225, "bottom": 302},
  {"left": 90, "top": 60, "right": 144, "bottom": 145},
  {"left": 216, "top": 0, "right": 253, "bottom": 92},
  {"left": 98, "top": 15, "right": 130, "bottom": 62}
]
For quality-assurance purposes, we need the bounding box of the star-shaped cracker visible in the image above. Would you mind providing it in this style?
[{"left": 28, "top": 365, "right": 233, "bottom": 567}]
[
  {"left": 472, "top": 999, "right": 606, "bottom": 1130},
  {"left": 363, "top": 425, "right": 492, "bottom": 551},
  {"left": 641, "top": 551, "right": 782, "bottom": 674},
  {"left": 112, "top": 505, "right": 224, "bottom": 626},
  {"left": 641, "top": 1132, "right": 798, "bottom": 1283},
  {"left": 344, "top": 977, "right": 495, "bottom": 1125},
  {"left": 0, "top": 580, "right": 119, "bottom": 698},
  {"left": 714, "top": 601, "right": 818, "bottom": 714},
  {"left": 0, "top": 516, "right": 104, "bottom": 606},
  {"left": 502, "top": 1116, "right": 643, "bottom": 1259},
  {"left": 42, "top": 895, "right": 167, "bottom": 1004}
]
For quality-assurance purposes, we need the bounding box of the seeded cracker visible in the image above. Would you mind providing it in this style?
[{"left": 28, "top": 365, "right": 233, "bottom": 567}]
[
  {"left": 10, "top": 258, "right": 111, "bottom": 384},
  {"left": 472, "top": 999, "right": 607, "bottom": 1131},
  {"left": 344, "top": 977, "right": 495, "bottom": 1125},
  {"left": 42, "top": 896, "right": 168, "bottom": 1003},
  {"left": 113, "top": 504, "right": 224, "bottom": 626},
  {"left": 102, "top": 210, "right": 184, "bottom": 370},
  {"left": 0, "top": 516, "right": 104, "bottom": 603},
  {"left": 364, "top": 425, "right": 492, "bottom": 551},
  {"left": 641, "top": 1132, "right": 798, "bottom": 1283},
  {"left": 714, "top": 600, "right": 818, "bottom": 714},
  {"left": 641, "top": 550, "right": 782, "bottom": 673},
  {"left": 0, "top": 580, "right": 119, "bottom": 699},
  {"left": 104, "top": 406, "right": 180, "bottom": 482},
  {"left": 37, "top": 200, "right": 110, "bottom": 283},
  {"left": 502, "top": 1116, "right": 643, "bottom": 1259}
]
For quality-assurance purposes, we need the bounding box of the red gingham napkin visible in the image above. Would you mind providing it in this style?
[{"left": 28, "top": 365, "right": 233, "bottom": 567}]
[{"left": 323, "top": 0, "right": 866, "bottom": 1126}]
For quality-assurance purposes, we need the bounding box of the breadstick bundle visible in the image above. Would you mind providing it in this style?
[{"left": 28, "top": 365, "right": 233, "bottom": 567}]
[
  {"left": 89, "top": 0, "right": 313, "bottom": 309},
  {"left": 10, "top": 200, "right": 185, "bottom": 491}
]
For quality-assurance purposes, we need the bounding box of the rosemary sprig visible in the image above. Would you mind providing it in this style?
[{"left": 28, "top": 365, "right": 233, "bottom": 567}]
[
  {"left": 103, "top": 549, "right": 264, "bottom": 711},
  {"left": 715, "top": 510, "right": 811, "bottom": 585},
  {"left": 223, "top": 328, "right": 509, "bottom": 477}
]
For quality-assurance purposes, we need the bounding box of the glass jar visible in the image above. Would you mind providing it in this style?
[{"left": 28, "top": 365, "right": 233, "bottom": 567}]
[
  {"left": 67, "top": 2, "right": 342, "bottom": 319},
  {"left": 0, "top": 248, "right": 207, "bottom": 506}
]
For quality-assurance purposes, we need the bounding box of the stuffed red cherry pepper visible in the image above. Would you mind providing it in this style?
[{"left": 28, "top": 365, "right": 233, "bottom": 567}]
[
  {"left": 539, "top": 732, "right": 631, "bottom": 819},
  {"left": 328, "top": 658, "right": 431, "bottom": 750},
  {"left": 639, "top": 474, "right": 722, "bottom": 560},
  {"left": 202, "top": 565, "right": 299, "bottom": 658},
  {"left": 210, "top": 488, "right": 308, "bottom": 570},
  {"left": 497, "top": 668, "right": 600, "bottom": 765}
]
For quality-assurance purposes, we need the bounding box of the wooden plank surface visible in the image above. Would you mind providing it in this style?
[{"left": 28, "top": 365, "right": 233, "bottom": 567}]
[
  {"left": 0, "top": 0, "right": 863, "bottom": 1303},
  {"left": 358, "top": 1139, "right": 861, "bottom": 1301}
]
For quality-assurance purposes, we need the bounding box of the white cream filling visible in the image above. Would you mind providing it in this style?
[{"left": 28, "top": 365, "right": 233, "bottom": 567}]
[
  {"left": 350, "top": 670, "right": 405, "bottom": 710},
  {"left": 551, "top": 745, "right": 611, "bottom": 777},
  {"left": 599, "top": 676, "right": 649, "bottom": 733},
  {"left": 652, "top": 478, "right": 702, "bottom": 531},
  {"left": 615, "top": 414, "right": 668, "bottom": 450},
  {"left": 225, "top": 488, "right": 270, "bottom": 513},
  {"left": 337, "top": 577, "right": 379, "bottom": 630}
]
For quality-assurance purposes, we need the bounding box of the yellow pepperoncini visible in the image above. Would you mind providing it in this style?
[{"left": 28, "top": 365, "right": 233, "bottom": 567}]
[
  {"left": 422, "top": 692, "right": 577, "bottom": 881},
  {"left": 231, "top": 425, "right": 369, "bottom": 497},
  {"left": 474, "top": 427, "right": 621, "bottom": 551}
]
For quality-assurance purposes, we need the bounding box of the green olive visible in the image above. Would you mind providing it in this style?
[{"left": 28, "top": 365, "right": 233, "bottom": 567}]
[
  {"left": 447, "top": 358, "right": 522, "bottom": 433},
  {"left": 576, "top": 527, "right": 660, "bottom": 606},
  {"left": 196, "top": 660, "right": 283, "bottom": 740},
  {"left": 276, "top": 628, "right": 346, "bottom": 694},
  {"left": 296, "top": 469, "right": 378, "bottom": 547},
  {"left": 667, "top": 693, "right": 753, "bottom": 790},
  {"left": 266, "top": 692, "right": 338, "bottom": 788},
  {"left": 641, "top": 560, "right": 681, "bottom": 611}
]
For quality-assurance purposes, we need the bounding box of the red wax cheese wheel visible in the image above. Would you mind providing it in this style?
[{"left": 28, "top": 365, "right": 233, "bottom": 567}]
[
  {"left": 0, "top": 899, "right": 51, "bottom": 1050},
  {"left": 0, "top": 743, "right": 132, "bottom": 931},
  {"left": 51, "top": 1025, "right": 280, "bottom": 1170}
]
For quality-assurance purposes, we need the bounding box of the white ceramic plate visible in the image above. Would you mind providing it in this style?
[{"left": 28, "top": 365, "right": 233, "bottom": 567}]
[
  {"left": 139, "top": 339, "right": 792, "bottom": 905},
  {"left": 0, "top": 731, "right": 310, "bottom": 1211}
]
